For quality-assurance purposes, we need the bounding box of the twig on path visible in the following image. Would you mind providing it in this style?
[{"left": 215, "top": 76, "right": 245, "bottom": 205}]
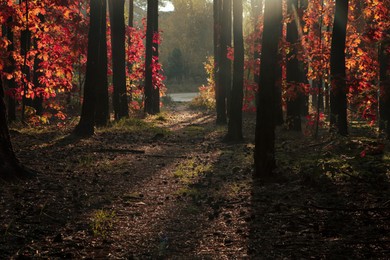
[{"left": 93, "top": 148, "right": 189, "bottom": 159}]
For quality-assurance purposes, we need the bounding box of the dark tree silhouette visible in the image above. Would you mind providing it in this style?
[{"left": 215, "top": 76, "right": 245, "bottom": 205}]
[
  {"left": 213, "top": 0, "right": 221, "bottom": 119},
  {"left": 379, "top": 36, "right": 389, "bottom": 139},
  {"left": 254, "top": 0, "right": 282, "bottom": 178},
  {"left": 226, "top": 0, "right": 244, "bottom": 142},
  {"left": 285, "top": 0, "right": 303, "bottom": 131},
  {"left": 144, "top": 0, "right": 159, "bottom": 115},
  {"left": 127, "top": 0, "right": 134, "bottom": 103},
  {"left": 152, "top": 1, "right": 160, "bottom": 114},
  {"left": 109, "top": 0, "right": 129, "bottom": 120},
  {"left": 330, "top": 0, "right": 349, "bottom": 135},
  {"left": 216, "top": 0, "right": 231, "bottom": 125},
  {"left": 74, "top": 0, "right": 108, "bottom": 136},
  {"left": 0, "top": 70, "right": 35, "bottom": 180},
  {"left": 3, "top": 17, "right": 16, "bottom": 122},
  {"left": 94, "top": 0, "right": 109, "bottom": 127}
]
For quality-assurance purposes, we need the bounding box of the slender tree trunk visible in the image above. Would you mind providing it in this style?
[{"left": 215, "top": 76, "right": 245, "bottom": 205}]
[
  {"left": 3, "top": 18, "right": 16, "bottom": 122},
  {"left": 144, "top": 0, "right": 158, "bottom": 114},
  {"left": 251, "top": 0, "right": 262, "bottom": 87},
  {"left": 330, "top": 0, "right": 348, "bottom": 135},
  {"left": 74, "top": 0, "right": 107, "bottom": 136},
  {"left": 379, "top": 37, "right": 389, "bottom": 138},
  {"left": 216, "top": 0, "right": 231, "bottom": 124},
  {"left": 254, "top": 0, "right": 282, "bottom": 178},
  {"left": 213, "top": 0, "right": 221, "bottom": 114},
  {"left": 32, "top": 14, "right": 44, "bottom": 116},
  {"left": 226, "top": 0, "right": 244, "bottom": 141},
  {"left": 152, "top": 1, "right": 160, "bottom": 114},
  {"left": 94, "top": 0, "right": 109, "bottom": 126},
  {"left": 20, "top": 0, "right": 31, "bottom": 122},
  {"left": 109, "top": 0, "right": 129, "bottom": 120},
  {"left": 286, "top": 0, "right": 302, "bottom": 131},
  {"left": 127, "top": 0, "right": 134, "bottom": 103}
]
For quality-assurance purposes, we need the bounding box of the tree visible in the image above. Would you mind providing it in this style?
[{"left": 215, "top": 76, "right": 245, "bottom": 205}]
[
  {"left": 2, "top": 17, "right": 16, "bottom": 122},
  {"left": 285, "top": 0, "right": 303, "bottom": 131},
  {"left": 329, "top": 0, "right": 349, "bottom": 135},
  {"left": 254, "top": 0, "right": 282, "bottom": 178},
  {"left": 225, "top": 0, "right": 244, "bottom": 142},
  {"left": 379, "top": 36, "right": 389, "bottom": 138},
  {"left": 216, "top": 0, "right": 231, "bottom": 125},
  {"left": 152, "top": 0, "right": 160, "bottom": 114},
  {"left": 167, "top": 48, "right": 185, "bottom": 82},
  {"left": 213, "top": 0, "right": 221, "bottom": 113},
  {"left": 94, "top": 0, "right": 109, "bottom": 127},
  {"left": 109, "top": 0, "right": 129, "bottom": 120},
  {"left": 74, "top": 0, "right": 108, "bottom": 136},
  {"left": 0, "top": 69, "right": 35, "bottom": 180},
  {"left": 144, "top": 0, "right": 159, "bottom": 115}
]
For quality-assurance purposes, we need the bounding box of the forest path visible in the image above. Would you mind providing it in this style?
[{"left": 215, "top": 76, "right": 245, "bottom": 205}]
[{"left": 1, "top": 102, "right": 389, "bottom": 258}]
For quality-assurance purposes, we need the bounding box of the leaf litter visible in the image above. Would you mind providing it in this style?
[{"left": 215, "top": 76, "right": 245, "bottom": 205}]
[{"left": 0, "top": 102, "right": 389, "bottom": 259}]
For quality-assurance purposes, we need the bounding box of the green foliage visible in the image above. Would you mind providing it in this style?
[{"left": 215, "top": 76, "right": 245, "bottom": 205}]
[
  {"left": 90, "top": 210, "right": 115, "bottom": 239},
  {"left": 190, "top": 56, "right": 215, "bottom": 110},
  {"left": 173, "top": 159, "right": 211, "bottom": 184}
]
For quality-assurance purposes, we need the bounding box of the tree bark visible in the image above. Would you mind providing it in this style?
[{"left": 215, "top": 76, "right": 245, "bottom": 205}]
[
  {"left": 3, "top": 18, "right": 16, "bottom": 122},
  {"left": 127, "top": 0, "right": 134, "bottom": 103},
  {"left": 94, "top": 0, "right": 109, "bottom": 127},
  {"left": 379, "top": 36, "right": 389, "bottom": 138},
  {"left": 31, "top": 13, "right": 44, "bottom": 116},
  {"left": 109, "top": 0, "right": 129, "bottom": 120},
  {"left": 74, "top": 0, "right": 107, "bottom": 136},
  {"left": 216, "top": 0, "right": 231, "bottom": 125},
  {"left": 213, "top": 0, "right": 221, "bottom": 115},
  {"left": 330, "top": 0, "right": 349, "bottom": 136},
  {"left": 225, "top": 0, "right": 244, "bottom": 142},
  {"left": 144, "top": 0, "right": 158, "bottom": 115},
  {"left": 254, "top": 0, "right": 282, "bottom": 178},
  {"left": 0, "top": 68, "right": 35, "bottom": 181},
  {"left": 152, "top": 1, "right": 160, "bottom": 114},
  {"left": 286, "top": 0, "right": 302, "bottom": 131}
]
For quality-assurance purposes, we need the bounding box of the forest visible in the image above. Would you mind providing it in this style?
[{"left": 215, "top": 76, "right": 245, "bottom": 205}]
[{"left": 0, "top": 0, "right": 389, "bottom": 258}]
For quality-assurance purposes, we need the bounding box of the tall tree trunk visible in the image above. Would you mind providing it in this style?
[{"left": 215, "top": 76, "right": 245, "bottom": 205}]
[
  {"left": 32, "top": 13, "right": 44, "bottom": 116},
  {"left": 0, "top": 67, "right": 35, "bottom": 181},
  {"left": 226, "top": 0, "right": 244, "bottom": 141},
  {"left": 144, "top": 0, "right": 158, "bottom": 114},
  {"left": 109, "top": 0, "right": 129, "bottom": 120},
  {"left": 20, "top": 0, "right": 31, "bottom": 122},
  {"left": 127, "top": 0, "right": 134, "bottom": 103},
  {"left": 152, "top": 1, "right": 160, "bottom": 114},
  {"left": 379, "top": 36, "right": 389, "bottom": 138},
  {"left": 216, "top": 0, "right": 231, "bottom": 124},
  {"left": 213, "top": 0, "right": 221, "bottom": 115},
  {"left": 286, "top": 0, "right": 302, "bottom": 131},
  {"left": 251, "top": 0, "right": 262, "bottom": 87},
  {"left": 94, "top": 0, "right": 109, "bottom": 127},
  {"left": 3, "top": 17, "right": 16, "bottom": 122},
  {"left": 330, "top": 0, "right": 348, "bottom": 135},
  {"left": 254, "top": 0, "right": 282, "bottom": 178},
  {"left": 74, "top": 0, "right": 107, "bottom": 136}
]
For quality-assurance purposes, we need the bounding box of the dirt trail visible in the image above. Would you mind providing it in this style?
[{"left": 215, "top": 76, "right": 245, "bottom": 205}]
[{"left": 1, "top": 103, "right": 389, "bottom": 259}]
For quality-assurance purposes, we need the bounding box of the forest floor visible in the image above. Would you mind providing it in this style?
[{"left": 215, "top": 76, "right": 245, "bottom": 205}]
[{"left": 1, "top": 102, "right": 390, "bottom": 259}]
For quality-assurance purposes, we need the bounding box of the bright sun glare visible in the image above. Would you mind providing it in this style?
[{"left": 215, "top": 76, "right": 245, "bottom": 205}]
[{"left": 160, "top": 2, "right": 174, "bottom": 12}]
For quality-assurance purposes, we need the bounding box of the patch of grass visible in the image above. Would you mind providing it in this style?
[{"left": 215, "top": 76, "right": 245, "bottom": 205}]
[
  {"left": 78, "top": 155, "right": 95, "bottom": 167},
  {"left": 90, "top": 210, "right": 115, "bottom": 239},
  {"left": 182, "top": 125, "right": 205, "bottom": 137},
  {"left": 173, "top": 159, "right": 211, "bottom": 184}
]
